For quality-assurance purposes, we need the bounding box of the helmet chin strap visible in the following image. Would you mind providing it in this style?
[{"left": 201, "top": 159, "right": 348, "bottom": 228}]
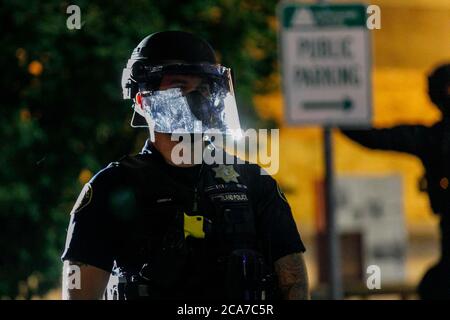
[
  {"left": 143, "top": 112, "right": 156, "bottom": 143},
  {"left": 130, "top": 99, "right": 156, "bottom": 142}
]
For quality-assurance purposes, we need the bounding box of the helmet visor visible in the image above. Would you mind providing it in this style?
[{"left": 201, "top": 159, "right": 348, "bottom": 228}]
[{"left": 133, "top": 64, "right": 241, "bottom": 134}]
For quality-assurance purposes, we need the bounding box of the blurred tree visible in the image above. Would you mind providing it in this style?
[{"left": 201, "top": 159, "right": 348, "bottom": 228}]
[{"left": 0, "top": 0, "right": 279, "bottom": 298}]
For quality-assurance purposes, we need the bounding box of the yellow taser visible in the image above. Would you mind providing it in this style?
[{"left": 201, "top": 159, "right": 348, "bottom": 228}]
[{"left": 183, "top": 213, "right": 206, "bottom": 239}]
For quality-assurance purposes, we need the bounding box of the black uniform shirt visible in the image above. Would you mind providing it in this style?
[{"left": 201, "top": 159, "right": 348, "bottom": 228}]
[{"left": 61, "top": 140, "right": 305, "bottom": 298}]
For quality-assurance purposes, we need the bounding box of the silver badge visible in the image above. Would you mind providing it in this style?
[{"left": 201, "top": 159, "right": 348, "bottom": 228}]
[{"left": 212, "top": 165, "right": 240, "bottom": 183}]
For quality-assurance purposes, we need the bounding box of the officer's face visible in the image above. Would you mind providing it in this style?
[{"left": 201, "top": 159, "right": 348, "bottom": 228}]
[
  {"left": 159, "top": 74, "right": 201, "bottom": 92},
  {"left": 159, "top": 74, "right": 211, "bottom": 97},
  {"left": 142, "top": 74, "right": 210, "bottom": 166}
]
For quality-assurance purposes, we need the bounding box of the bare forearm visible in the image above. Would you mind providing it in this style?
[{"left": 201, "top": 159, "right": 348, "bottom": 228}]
[{"left": 274, "top": 252, "right": 310, "bottom": 300}]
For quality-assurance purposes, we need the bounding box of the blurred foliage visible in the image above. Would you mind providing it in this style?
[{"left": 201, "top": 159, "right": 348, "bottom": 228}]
[{"left": 0, "top": 0, "right": 279, "bottom": 298}]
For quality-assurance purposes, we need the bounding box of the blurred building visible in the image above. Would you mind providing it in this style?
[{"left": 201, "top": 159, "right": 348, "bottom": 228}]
[{"left": 254, "top": 0, "right": 450, "bottom": 294}]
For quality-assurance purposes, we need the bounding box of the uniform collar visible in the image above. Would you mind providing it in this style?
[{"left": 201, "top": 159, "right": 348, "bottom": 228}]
[
  {"left": 141, "top": 139, "right": 154, "bottom": 155},
  {"left": 140, "top": 139, "right": 169, "bottom": 165},
  {"left": 140, "top": 139, "right": 204, "bottom": 169},
  {"left": 140, "top": 137, "right": 236, "bottom": 168}
]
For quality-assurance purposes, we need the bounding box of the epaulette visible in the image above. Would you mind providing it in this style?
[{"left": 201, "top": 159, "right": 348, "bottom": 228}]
[{"left": 117, "top": 153, "right": 156, "bottom": 170}]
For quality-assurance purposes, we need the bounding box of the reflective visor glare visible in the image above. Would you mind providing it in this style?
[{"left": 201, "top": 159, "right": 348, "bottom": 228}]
[{"left": 139, "top": 75, "right": 240, "bottom": 134}]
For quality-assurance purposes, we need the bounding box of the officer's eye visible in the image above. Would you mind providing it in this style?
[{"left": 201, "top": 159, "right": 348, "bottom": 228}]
[
  {"left": 170, "top": 81, "right": 187, "bottom": 88},
  {"left": 160, "top": 78, "right": 189, "bottom": 90}
]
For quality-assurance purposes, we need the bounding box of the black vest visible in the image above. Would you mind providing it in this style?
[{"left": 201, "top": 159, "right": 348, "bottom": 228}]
[{"left": 107, "top": 149, "right": 276, "bottom": 300}]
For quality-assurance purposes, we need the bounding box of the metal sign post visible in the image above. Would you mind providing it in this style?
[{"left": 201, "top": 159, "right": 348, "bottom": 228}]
[
  {"left": 323, "top": 125, "right": 341, "bottom": 299},
  {"left": 278, "top": 2, "right": 372, "bottom": 299}
]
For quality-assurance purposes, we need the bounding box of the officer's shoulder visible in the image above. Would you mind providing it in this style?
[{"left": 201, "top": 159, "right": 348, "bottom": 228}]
[
  {"left": 87, "top": 160, "right": 128, "bottom": 188},
  {"left": 118, "top": 152, "right": 155, "bottom": 169},
  {"left": 90, "top": 152, "right": 156, "bottom": 182}
]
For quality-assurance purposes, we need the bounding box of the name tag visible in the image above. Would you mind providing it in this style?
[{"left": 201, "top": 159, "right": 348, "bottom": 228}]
[{"left": 210, "top": 192, "right": 248, "bottom": 203}]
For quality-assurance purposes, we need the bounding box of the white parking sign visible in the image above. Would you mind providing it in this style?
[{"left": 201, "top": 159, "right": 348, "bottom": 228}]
[{"left": 279, "top": 3, "right": 372, "bottom": 125}]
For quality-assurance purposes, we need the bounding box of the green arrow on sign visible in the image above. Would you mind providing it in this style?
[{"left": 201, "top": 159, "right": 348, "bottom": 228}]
[{"left": 303, "top": 98, "right": 353, "bottom": 111}]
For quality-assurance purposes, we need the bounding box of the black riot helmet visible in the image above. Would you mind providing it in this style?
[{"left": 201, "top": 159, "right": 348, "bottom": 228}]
[
  {"left": 428, "top": 63, "right": 450, "bottom": 114},
  {"left": 121, "top": 31, "right": 241, "bottom": 136}
]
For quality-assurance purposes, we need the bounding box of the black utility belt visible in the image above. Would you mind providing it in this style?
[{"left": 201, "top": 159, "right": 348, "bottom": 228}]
[{"left": 114, "top": 249, "right": 276, "bottom": 300}]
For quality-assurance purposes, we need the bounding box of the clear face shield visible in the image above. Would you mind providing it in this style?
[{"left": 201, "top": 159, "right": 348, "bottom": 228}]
[{"left": 129, "top": 64, "right": 241, "bottom": 140}]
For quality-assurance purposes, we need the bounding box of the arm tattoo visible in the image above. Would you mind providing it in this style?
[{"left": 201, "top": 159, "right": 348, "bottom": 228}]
[{"left": 274, "top": 252, "right": 310, "bottom": 300}]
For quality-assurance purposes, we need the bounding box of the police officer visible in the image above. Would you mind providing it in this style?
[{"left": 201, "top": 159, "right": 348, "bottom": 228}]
[
  {"left": 341, "top": 63, "right": 450, "bottom": 299},
  {"left": 61, "top": 31, "right": 309, "bottom": 300}
]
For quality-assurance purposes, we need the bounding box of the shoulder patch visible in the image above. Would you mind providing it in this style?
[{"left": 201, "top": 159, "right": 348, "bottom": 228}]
[
  {"left": 107, "top": 161, "right": 121, "bottom": 168},
  {"left": 71, "top": 183, "right": 93, "bottom": 215},
  {"left": 276, "top": 183, "right": 288, "bottom": 203}
]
